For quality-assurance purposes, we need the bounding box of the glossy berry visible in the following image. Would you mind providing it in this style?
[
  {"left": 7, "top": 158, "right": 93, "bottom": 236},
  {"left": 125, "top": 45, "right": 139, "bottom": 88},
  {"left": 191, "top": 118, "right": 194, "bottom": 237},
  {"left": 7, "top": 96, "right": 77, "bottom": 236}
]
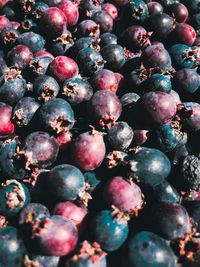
[
  {"left": 71, "top": 130, "right": 106, "bottom": 171},
  {"left": 49, "top": 56, "right": 79, "bottom": 83},
  {"left": 33, "top": 75, "right": 60, "bottom": 102},
  {"left": 76, "top": 20, "right": 100, "bottom": 40},
  {"left": 88, "top": 90, "right": 122, "bottom": 127},
  {"left": 102, "top": 3, "right": 118, "bottom": 20},
  {"left": 141, "top": 44, "right": 172, "bottom": 71},
  {"left": 0, "top": 180, "right": 30, "bottom": 217},
  {"left": 29, "top": 56, "right": 53, "bottom": 76},
  {"left": 136, "top": 91, "right": 177, "bottom": 125},
  {"left": 142, "top": 73, "right": 172, "bottom": 93},
  {"left": 146, "top": 12, "right": 174, "bottom": 40},
  {"left": 147, "top": 1, "right": 163, "bottom": 15},
  {"left": 122, "top": 25, "right": 151, "bottom": 52},
  {"left": 173, "top": 23, "right": 196, "bottom": 46},
  {"left": 0, "top": 70, "right": 27, "bottom": 106},
  {"left": 152, "top": 180, "right": 180, "bottom": 203},
  {"left": 169, "top": 44, "right": 197, "bottom": 69},
  {"left": 22, "top": 131, "right": 59, "bottom": 169},
  {"left": 154, "top": 201, "right": 190, "bottom": 240},
  {"left": 0, "top": 226, "right": 25, "bottom": 267},
  {"left": 18, "top": 203, "right": 50, "bottom": 225},
  {"left": 77, "top": 47, "right": 104, "bottom": 76},
  {"left": 101, "top": 44, "right": 126, "bottom": 71},
  {"left": 90, "top": 209, "right": 128, "bottom": 251},
  {"left": 53, "top": 201, "right": 87, "bottom": 230},
  {"left": 128, "top": 147, "right": 171, "bottom": 187},
  {"left": 100, "top": 32, "right": 118, "bottom": 47},
  {"left": 107, "top": 121, "right": 134, "bottom": 150},
  {"left": 125, "top": 231, "right": 177, "bottom": 267},
  {"left": 32, "top": 215, "right": 78, "bottom": 256},
  {"left": 47, "top": 164, "right": 85, "bottom": 201},
  {"left": 24, "top": 254, "right": 60, "bottom": 267},
  {"left": 103, "top": 176, "right": 143, "bottom": 213},
  {"left": 0, "top": 102, "right": 14, "bottom": 137},
  {"left": 180, "top": 102, "right": 200, "bottom": 131},
  {"left": 62, "top": 77, "right": 93, "bottom": 106},
  {"left": 167, "top": 2, "right": 188, "bottom": 23},
  {"left": 173, "top": 68, "right": 200, "bottom": 95},
  {"left": 64, "top": 240, "right": 107, "bottom": 267},
  {"left": 41, "top": 7, "right": 67, "bottom": 38},
  {"left": 123, "top": 0, "right": 149, "bottom": 24},
  {"left": 0, "top": 138, "right": 26, "bottom": 180},
  {"left": 13, "top": 97, "right": 40, "bottom": 127},
  {"left": 155, "top": 124, "right": 183, "bottom": 152},
  {"left": 31, "top": 2, "right": 49, "bottom": 20},
  {"left": 91, "top": 69, "right": 119, "bottom": 93},
  {"left": 72, "top": 37, "right": 100, "bottom": 58},
  {"left": 58, "top": 0, "right": 79, "bottom": 27},
  {"left": 181, "top": 155, "right": 200, "bottom": 190},
  {"left": 17, "top": 32, "right": 45, "bottom": 54},
  {"left": 7, "top": 44, "right": 33, "bottom": 69},
  {"left": 49, "top": 31, "right": 74, "bottom": 56},
  {"left": 91, "top": 11, "right": 113, "bottom": 33},
  {"left": 39, "top": 98, "right": 75, "bottom": 133}
]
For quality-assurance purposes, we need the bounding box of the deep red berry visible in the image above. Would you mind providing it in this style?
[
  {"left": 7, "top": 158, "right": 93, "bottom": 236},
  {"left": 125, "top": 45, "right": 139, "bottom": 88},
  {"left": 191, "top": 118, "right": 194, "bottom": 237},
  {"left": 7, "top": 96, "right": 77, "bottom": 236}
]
[
  {"left": 0, "top": 102, "right": 14, "bottom": 138},
  {"left": 58, "top": 0, "right": 79, "bottom": 27},
  {"left": 49, "top": 56, "right": 79, "bottom": 83}
]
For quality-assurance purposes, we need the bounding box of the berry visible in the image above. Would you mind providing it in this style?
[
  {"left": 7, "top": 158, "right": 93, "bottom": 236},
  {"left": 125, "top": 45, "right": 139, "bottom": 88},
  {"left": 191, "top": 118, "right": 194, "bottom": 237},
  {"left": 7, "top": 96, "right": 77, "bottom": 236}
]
[{"left": 71, "top": 130, "right": 106, "bottom": 171}]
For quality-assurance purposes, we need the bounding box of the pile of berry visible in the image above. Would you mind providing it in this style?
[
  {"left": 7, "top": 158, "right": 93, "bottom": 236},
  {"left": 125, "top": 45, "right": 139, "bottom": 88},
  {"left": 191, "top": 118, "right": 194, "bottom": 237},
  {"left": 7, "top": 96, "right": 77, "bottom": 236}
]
[{"left": 0, "top": 0, "right": 200, "bottom": 266}]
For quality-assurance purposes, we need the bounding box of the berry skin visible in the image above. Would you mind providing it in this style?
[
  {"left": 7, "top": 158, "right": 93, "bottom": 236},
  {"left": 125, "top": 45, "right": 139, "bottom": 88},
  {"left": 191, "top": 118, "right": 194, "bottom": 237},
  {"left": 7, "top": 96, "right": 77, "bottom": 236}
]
[
  {"left": 102, "top": 3, "right": 118, "bottom": 20},
  {"left": 0, "top": 226, "right": 25, "bottom": 267},
  {"left": 53, "top": 201, "right": 87, "bottom": 230},
  {"left": 49, "top": 56, "right": 79, "bottom": 83},
  {"left": 107, "top": 121, "right": 134, "bottom": 151},
  {"left": 32, "top": 215, "right": 78, "bottom": 256},
  {"left": 77, "top": 47, "right": 104, "bottom": 76},
  {"left": 136, "top": 91, "right": 177, "bottom": 126},
  {"left": 22, "top": 131, "right": 59, "bottom": 169},
  {"left": 13, "top": 97, "right": 40, "bottom": 127},
  {"left": 0, "top": 70, "right": 27, "bottom": 106},
  {"left": 169, "top": 44, "right": 197, "bottom": 69},
  {"left": 39, "top": 98, "right": 75, "bottom": 133},
  {"left": 103, "top": 176, "right": 143, "bottom": 213},
  {"left": 0, "top": 180, "right": 30, "bottom": 217},
  {"left": 147, "top": 1, "right": 163, "bottom": 15},
  {"left": 152, "top": 180, "right": 180, "bottom": 203},
  {"left": 153, "top": 201, "right": 191, "bottom": 241},
  {"left": 58, "top": 0, "right": 79, "bottom": 27},
  {"left": 71, "top": 130, "right": 106, "bottom": 171},
  {"left": 101, "top": 44, "right": 126, "bottom": 71},
  {"left": 100, "top": 32, "right": 118, "bottom": 47},
  {"left": 173, "top": 68, "right": 200, "bottom": 95},
  {"left": 19, "top": 202, "right": 50, "bottom": 226},
  {"left": 0, "top": 138, "right": 26, "bottom": 180},
  {"left": 128, "top": 147, "right": 171, "bottom": 187},
  {"left": 155, "top": 124, "right": 183, "bottom": 152},
  {"left": 141, "top": 73, "right": 172, "bottom": 93},
  {"left": 47, "top": 164, "right": 85, "bottom": 201},
  {"left": 167, "top": 2, "right": 189, "bottom": 23},
  {"left": 0, "top": 102, "right": 15, "bottom": 137},
  {"left": 141, "top": 44, "right": 172, "bottom": 71},
  {"left": 7, "top": 44, "right": 33, "bottom": 69},
  {"left": 90, "top": 209, "right": 129, "bottom": 251},
  {"left": 88, "top": 90, "right": 122, "bottom": 128},
  {"left": 24, "top": 254, "right": 60, "bottom": 267},
  {"left": 91, "top": 69, "right": 119, "bottom": 93},
  {"left": 76, "top": 20, "right": 100, "bottom": 40},
  {"left": 181, "top": 155, "right": 200, "bottom": 190},
  {"left": 125, "top": 231, "right": 177, "bottom": 267},
  {"left": 123, "top": 0, "right": 149, "bottom": 24},
  {"left": 41, "top": 7, "right": 67, "bottom": 38},
  {"left": 0, "top": 15, "right": 11, "bottom": 32},
  {"left": 64, "top": 240, "right": 107, "bottom": 267},
  {"left": 33, "top": 75, "right": 60, "bottom": 102},
  {"left": 17, "top": 31, "right": 45, "bottom": 54},
  {"left": 62, "top": 77, "right": 93, "bottom": 106},
  {"left": 180, "top": 102, "right": 200, "bottom": 131},
  {"left": 173, "top": 23, "right": 196, "bottom": 46},
  {"left": 91, "top": 11, "right": 113, "bottom": 33}
]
